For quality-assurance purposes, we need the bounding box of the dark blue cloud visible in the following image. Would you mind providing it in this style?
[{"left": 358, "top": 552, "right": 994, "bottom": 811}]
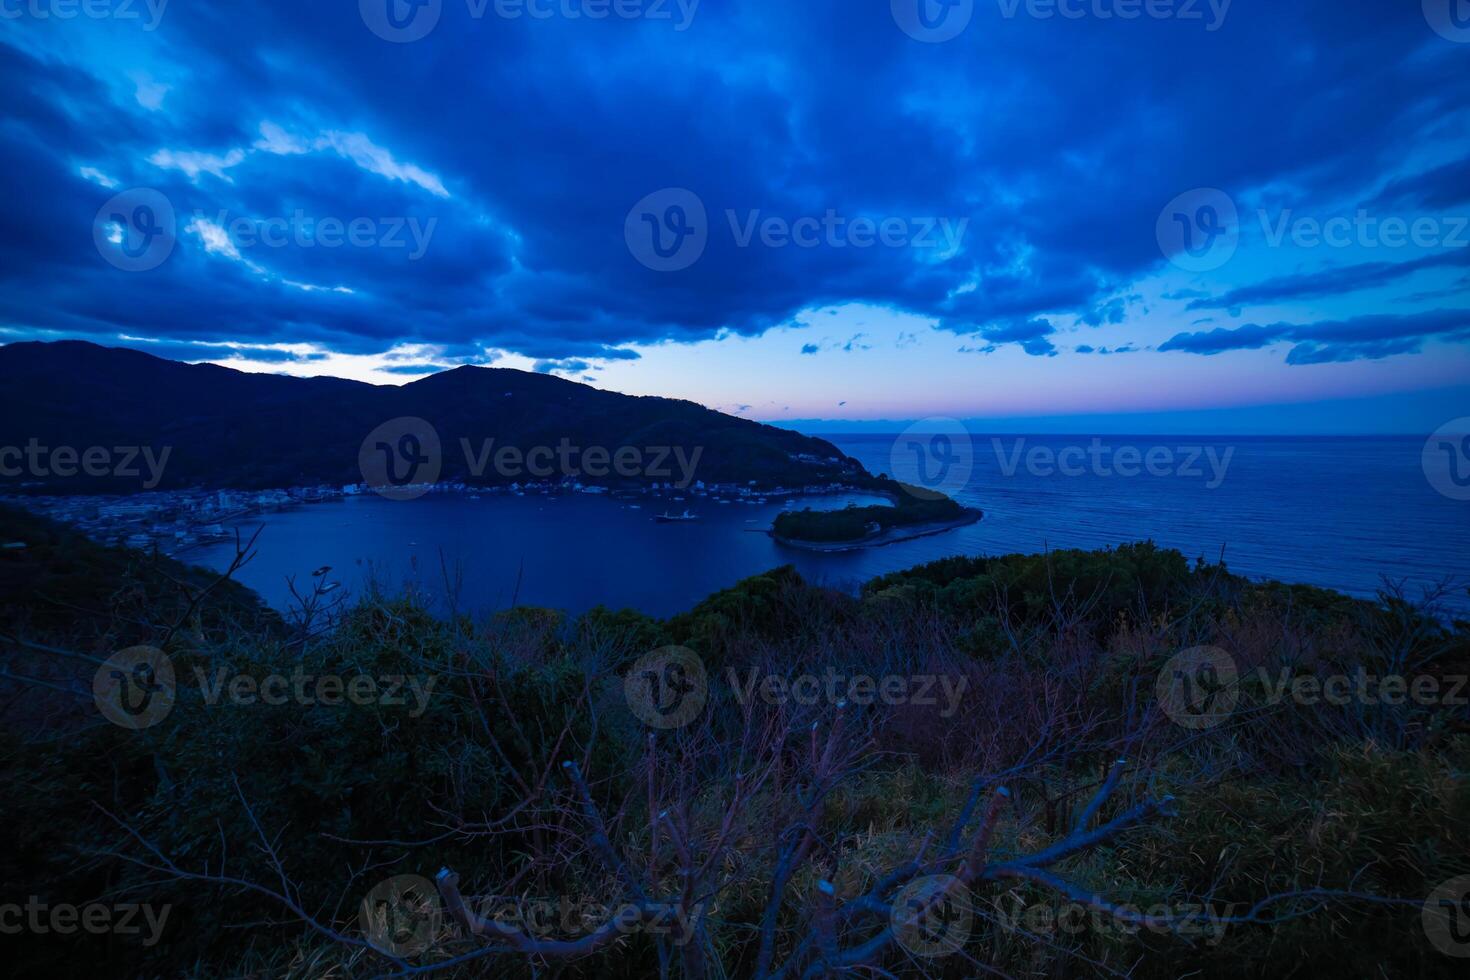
[
  {"left": 1160, "top": 310, "right": 1470, "bottom": 363},
  {"left": 1075, "top": 343, "right": 1139, "bottom": 356},
  {"left": 961, "top": 317, "right": 1058, "bottom": 357},
  {"left": 533, "top": 358, "right": 592, "bottom": 374},
  {"left": 1077, "top": 296, "right": 1131, "bottom": 327},
  {"left": 218, "top": 348, "right": 328, "bottom": 365},
  {"left": 800, "top": 335, "right": 872, "bottom": 354},
  {"left": 1187, "top": 250, "right": 1470, "bottom": 310},
  {"left": 1284, "top": 338, "right": 1424, "bottom": 365},
  {"left": 1368, "top": 157, "right": 1470, "bottom": 210},
  {"left": 1399, "top": 274, "right": 1470, "bottom": 304},
  {"left": 1160, "top": 323, "right": 1300, "bottom": 355},
  {"left": 0, "top": 1, "right": 1466, "bottom": 365}
]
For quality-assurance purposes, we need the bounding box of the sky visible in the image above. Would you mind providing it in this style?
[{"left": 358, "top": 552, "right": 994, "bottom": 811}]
[{"left": 2, "top": 0, "right": 1468, "bottom": 433}]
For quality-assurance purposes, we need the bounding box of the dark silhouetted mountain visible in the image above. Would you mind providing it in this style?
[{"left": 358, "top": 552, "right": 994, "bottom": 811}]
[{"left": 0, "top": 341, "right": 867, "bottom": 493}]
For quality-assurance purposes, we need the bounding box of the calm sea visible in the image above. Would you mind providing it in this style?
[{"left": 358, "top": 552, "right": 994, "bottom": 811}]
[{"left": 190, "top": 435, "right": 1469, "bottom": 619}]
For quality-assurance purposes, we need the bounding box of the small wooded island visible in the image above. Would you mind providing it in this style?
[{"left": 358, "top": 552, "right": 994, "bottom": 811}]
[{"left": 770, "top": 478, "right": 983, "bottom": 551}]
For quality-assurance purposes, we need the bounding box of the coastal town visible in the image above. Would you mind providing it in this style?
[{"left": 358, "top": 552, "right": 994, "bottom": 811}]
[{"left": 1, "top": 477, "right": 866, "bottom": 558}]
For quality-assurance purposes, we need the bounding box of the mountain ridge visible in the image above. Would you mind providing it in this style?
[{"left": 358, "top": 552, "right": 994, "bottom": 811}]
[{"left": 0, "top": 341, "right": 868, "bottom": 493}]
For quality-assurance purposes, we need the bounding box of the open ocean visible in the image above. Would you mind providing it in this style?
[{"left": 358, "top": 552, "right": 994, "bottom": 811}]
[{"left": 190, "top": 435, "right": 1469, "bottom": 619}]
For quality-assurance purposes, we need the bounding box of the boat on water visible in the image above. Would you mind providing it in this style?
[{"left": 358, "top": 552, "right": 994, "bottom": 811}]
[{"left": 655, "top": 510, "right": 699, "bottom": 523}]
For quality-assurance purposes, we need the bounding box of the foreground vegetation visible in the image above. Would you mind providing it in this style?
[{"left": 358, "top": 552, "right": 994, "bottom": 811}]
[{"left": 2, "top": 505, "right": 1468, "bottom": 977}]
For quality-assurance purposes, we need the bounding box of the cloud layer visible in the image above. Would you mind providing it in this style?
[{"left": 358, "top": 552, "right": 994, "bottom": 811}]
[{"left": 1, "top": 1, "right": 1467, "bottom": 379}]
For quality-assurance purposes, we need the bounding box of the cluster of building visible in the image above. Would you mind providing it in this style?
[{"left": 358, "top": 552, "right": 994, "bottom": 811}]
[
  {"left": 2, "top": 477, "right": 867, "bottom": 557},
  {"left": 0, "top": 486, "right": 339, "bottom": 555}
]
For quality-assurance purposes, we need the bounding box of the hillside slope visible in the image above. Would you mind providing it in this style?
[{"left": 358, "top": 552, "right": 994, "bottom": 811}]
[{"left": 0, "top": 341, "right": 865, "bottom": 492}]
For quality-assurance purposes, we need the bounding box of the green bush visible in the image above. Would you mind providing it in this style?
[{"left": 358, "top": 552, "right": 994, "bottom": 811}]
[
  {"left": 772, "top": 481, "right": 965, "bottom": 542},
  {"left": 3, "top": 508, "right": 1467, "bottom": 977}
]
